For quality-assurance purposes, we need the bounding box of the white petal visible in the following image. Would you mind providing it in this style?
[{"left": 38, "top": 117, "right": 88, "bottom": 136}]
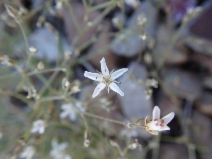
[
  {"left": 84, "top": 71, "right": 103, "bottom": 81},
  {"left": 158, "top": 125, "right": 170, "bottom": 131},
  {"left": 162, "top": 112, "right": 175, "bottom": 125},
  {"left": 39, "top": 127, "right": 45, "bottom": 134},
  {"left": 65, "top": 155, "right": 72, "bottom": 159},
  {"left": 92, "top": 83, "right": 106, "bottom": 98},
  {"left": 109, "top": 82, "right": 124, "bottom": 96},
  {"left": 59, "top": 143, "right": 68, "bottom": 150},
  {"left": 148, "top": 121, "right": 160, "bottom": 131},
  {"left": 60, "top": 111, "right": 69, "bottom": 119},
  {"left": 152, "top": 106, "right": 160, "bottom": 121},
  {"left": 100, "top": 57, "right": 109, "bottom": 76},
  {"left": 111, "top": 68, "right": 128, "bottom": 80},
  {"left": 69, "top": 111, "right": 77, "bottom": 121},
  {"left": 61, "top": 104, "right": 70, "bottom": 110},
  {"left": 52, "top": 139, "right": 58, "bottom": 148},
  {"left": 31, "top": 127, "right": 37, "bottom": 133}
]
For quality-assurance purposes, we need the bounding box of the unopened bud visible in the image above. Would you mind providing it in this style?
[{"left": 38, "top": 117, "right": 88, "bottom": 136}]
[
  {"left": 128, "top": 143, "right": 137, "bottom": 149},
  {"left": 29, "top": 46, "right": 37, "bottom": 55},
  {"left": 84, "top": 139, "right": 90, "bottom": 147},
  {"left": 37, "top": 61, "right": 44, "bottom": 70},
  {"left": 84, "top": 130, "right": 91, "bottom": 147},
  {"left": 128, "top": 139, "right": 141, "bottom": 150},
  {"left": 36, "top": 16, "right": 46, "bottom": 28},
  {"left": 144, "top": 53, "right": 152, "bottom": 64},
  {"left": 62, "top": 78, "right": 70, "bottom": 89},
  {"left": 87, "top": 21, "right": 93, "bottom": 27},
  {"left": 145, "top": 88, "right": 152, "bottom": 100},
  {"left": 110, "top": 140, "right": 118, "bottom": 147},
  {"left": 139, "top": 33, "right": 148, "bottom": 40}
]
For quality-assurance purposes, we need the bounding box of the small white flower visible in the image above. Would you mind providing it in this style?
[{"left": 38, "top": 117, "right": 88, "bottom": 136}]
[
  {"left": 31, "top": 120, "right": 46, "bottom": 134},
  {"left": 60, "top": 102, "right": 85, "bottom": 121},
  {"left": 145, "top": 106, "right": 175, "bottom": 135},
  {"left": 120, "top": 128, "right": 138, "bottom": 138},
  {"left": 19, "top": 145, "right": 36, "bottom": 159},
  {"left": 84, "top": 57, "right": 128, "bottom": 98},
  {"left": 0, "top": 132, "right": 2, "bottom": 139},
  {"left": 146, "top": 78, "right": 158, "bottom": 88},
  {"left": 50, "top": 139, "right": 71, "bottom": 159},
  {"left": 124, "top": 0, "right": 140, "bottom": 8}
]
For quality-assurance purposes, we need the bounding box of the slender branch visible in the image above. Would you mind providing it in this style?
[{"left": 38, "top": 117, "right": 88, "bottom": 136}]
[
  {"left": 27, "top": 68, "right": 66, "bottom": 76},
  {"left": 83, "top": 112, "right": 127, "bottom": 126}
]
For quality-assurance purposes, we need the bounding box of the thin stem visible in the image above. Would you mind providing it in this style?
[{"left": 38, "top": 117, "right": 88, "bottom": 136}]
[
  {"left": 27, "top": 68, "right": 66, "bottom": 76},
  {"left": 152, "top": 134, "right": 161, "bottom": 159},
  {"left": 83, "top": 112, "right": 127, "bottom": 126},
  {"left": 38, "top": 95, "right": 64, "bottom": 103},
  {"left": 16, "top": 21, "right": 31, "bottom": 67},
  {"left": 64, "top": 0, "right": 80, "bottom": 34},
  {"left": 17, "top": 21, "right": 29, "bottom": 55},
  {"left": 89, "top": 1, "right": 114, "bottom": 11},
  {"left": 188, "top": 144, "right": 197, "bottom": 159}
]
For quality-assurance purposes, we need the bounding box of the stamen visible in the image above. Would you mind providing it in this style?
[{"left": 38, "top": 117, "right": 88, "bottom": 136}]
[
  {"left": 96, "top": 70, "right": 101, "bottom": 74},
  {"left": 113, "top": 80, "right": 121, "bottom": 84},
  {"left": 110, "top": 69, "right": 115, "bottom": 75}
]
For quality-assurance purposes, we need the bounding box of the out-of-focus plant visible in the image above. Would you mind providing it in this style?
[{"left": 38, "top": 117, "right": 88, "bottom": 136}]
[{"left": 0, "top": 0, "right": 204, "bottom": 159}]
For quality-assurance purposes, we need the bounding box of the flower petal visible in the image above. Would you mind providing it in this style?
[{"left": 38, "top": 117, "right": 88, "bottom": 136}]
[
  {"left": 60, "top": 111, "right": 69, "bottom": 119},
  {"left": 100, "top": 57, "right": 109, "bottom": 76},
  {"left": 111, "top": 68, "right": 128, "bottom": 80},
  {"left": 92, "top": 83, "right": 106, "bottom": 98},
  {"left": 158, "top": 125, "right": 170, "bottom": 131},
  {"left": 52, "top": 139, "right": 58, "bottom": 148},
  {"left": 162, "top": 112, "right": 175, "bottom": 125},
  {"left": 152, "top": 106, "right": 160, "bottom": 121},
  {"left": 84, "top": 71, "right": 103, "bottom": 81},
  {"left": 148, "top": 121, "right": 160, "bottom": 131},
  {"left": 39, "top": 127, "right": 45, "bottom": 134},
  {"left": 109, "top": 82, "right": 124, "bottom": 96}
]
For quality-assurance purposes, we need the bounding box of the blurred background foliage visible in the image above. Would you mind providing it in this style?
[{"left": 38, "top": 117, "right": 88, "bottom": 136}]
[{"left": 0, "top": 0, "right": 212, "bottom": 159}]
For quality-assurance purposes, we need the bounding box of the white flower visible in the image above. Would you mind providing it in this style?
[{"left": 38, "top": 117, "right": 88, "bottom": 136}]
[
  {"left": 124, "top": 0, "right": 140, "bottom": 8},
  {"left": 145, "top": 106, "right": 175, "bottom": 135},
  {"left": 120, "top": 128, "right": 138, "bottom": 138},
  {"left": 50, "top": 139, "right": 71, "bottom": 159},
  {"left": 146, "top": 78, "right": 158, "bottom": 88},
  {"left": 0, "top": 132, "right": 2, "bottom": 139},
  {"left": 31, "top": 120, "right": 46, "bottom": 134},
  {"left": 84, "top": 57, "right": 128, "bottom": 98},
  {"left": 19, "top": 145, "right": 36, "bottom": 159},
  {"left": 60, "top": 102, "right": 85, "bottom": 121}
]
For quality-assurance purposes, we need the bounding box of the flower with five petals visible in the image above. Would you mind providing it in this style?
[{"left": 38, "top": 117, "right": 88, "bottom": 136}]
[
  {"left": 145, "top": 106, "right": 175, "bottom": 135},
  {"left": 84, "top": 57, "right": 128, "bottom": 98},
  {"left": 31, "top": 120, "right": 46, "bottom": 134}
]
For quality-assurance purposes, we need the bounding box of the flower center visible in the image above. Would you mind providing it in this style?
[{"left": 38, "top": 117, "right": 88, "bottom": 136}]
[
  {"left": 154, "top": 119, "right": 165, "bottom": 127},
  {"left": 103, "top": 76, "right": 112, "bottom": 85}
]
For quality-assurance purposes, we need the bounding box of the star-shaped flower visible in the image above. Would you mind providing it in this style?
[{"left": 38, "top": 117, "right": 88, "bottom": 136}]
[
  {"left": 19, "top": 145, "right": 36, "bottom": 159},
  {"left": 84, "top": 57, "right": 128, "bottom": 98},
  {"left": 60, "top": 102, "right": 85, "bottom": 121},
  {"left": 145, "top": 106, "right": 175, "bottom": 135},
  {"left": 50, "top": 139, "right": 71, "bottom": 159},
  {"left": 31, "top": 120, "right": 46, "bottom": 134}
]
